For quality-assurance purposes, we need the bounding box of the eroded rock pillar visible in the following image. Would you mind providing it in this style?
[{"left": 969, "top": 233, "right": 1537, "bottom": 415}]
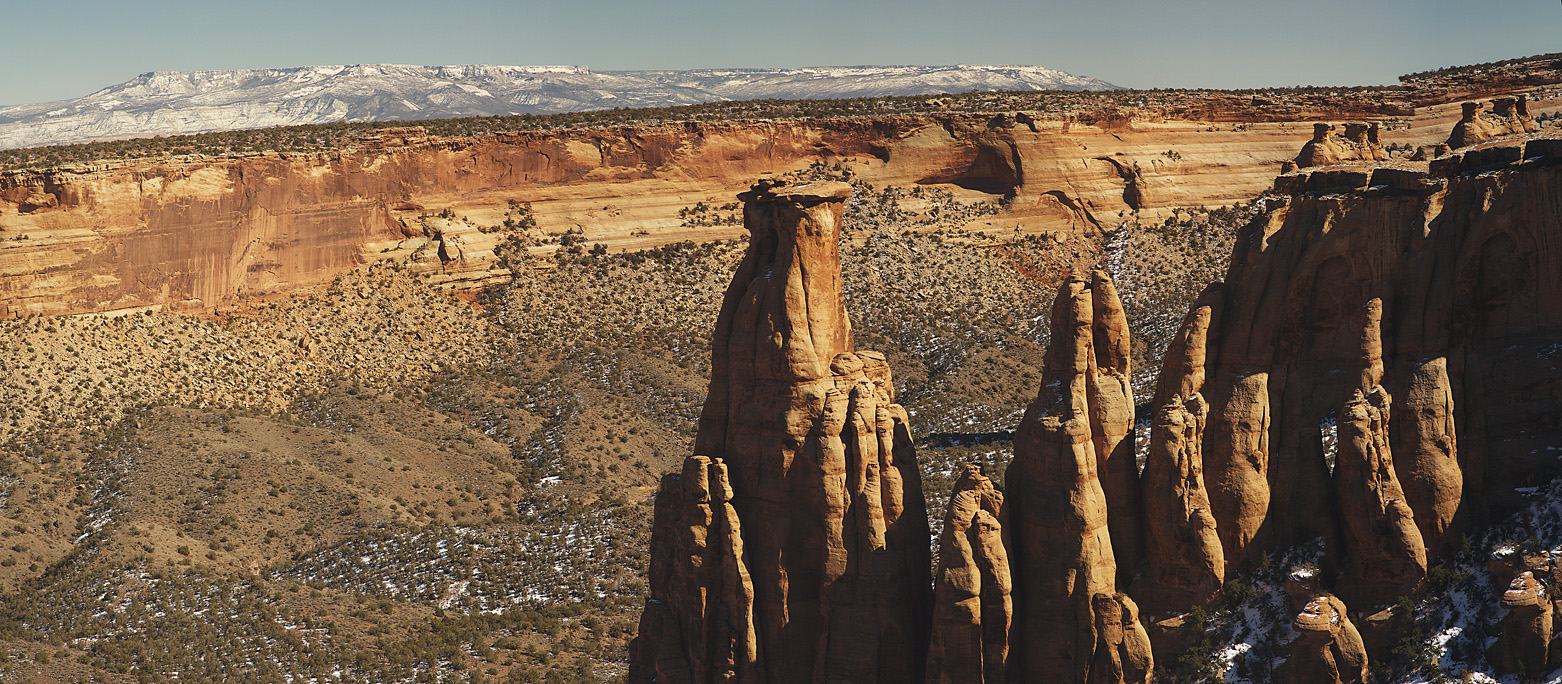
[
  {"left": 927, "top": 467, "right": 1011, "bottom": 684},
  {"left": 1334, "top": 387, "right": 1427, "bottom": 606},
  {"left": 1276, "top": 593, "right": 1369, "bottom": 684},
  {"left": 630, "top": 457, "right": 759, "bottom": 684},
  {"left": 1140, "top": 289, "right": 1225, "bottom": 613},
  {"left": 1006, "top": 273, "right": 1149, "bottom": 684},
  {"left": 634, "top": 179, "right": 930, "bottom": 684}
]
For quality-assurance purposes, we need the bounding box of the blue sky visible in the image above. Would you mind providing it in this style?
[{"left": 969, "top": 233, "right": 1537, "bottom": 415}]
[{"left": 3, "top": 0, "right": 1557, "bottom": 105}]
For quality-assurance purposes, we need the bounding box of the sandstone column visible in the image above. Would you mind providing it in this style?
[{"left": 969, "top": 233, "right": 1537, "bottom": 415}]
[
  {"left": 1140, "top": 291, "right": 1225, "bottom": 613},
  {"left": 1334, "top": 388, "right": 1427, "bottom": 606},
  {"left": 927, "top": 467, "right": 1011, "bottom": 684},
  {"left": 1202, "top": 368, "right": 1271, "bottom": 568},
  {"left": 1390, "top": 356, "right": 1461, "bottom": 556},
  {"left": 1006, "top": 274, "right": 1149, "bottom": 684},
  {"left": 634, "top": 179, "right": 930, "bottom": 684},
  {"left": 1086, "top": 271, "right": 1142, "bottom": 585},
  {"left": 1087, "top": 593, "right": 1153, "bottom": 684},
  {"left": 630, "top": 457, "right": 759, "bottom": 684},
  {"left": 1276, "top": 593, "right": 1369, "bottom": 684},
  {"left": 1493, "top": 571, "right": 1553, "bottom": 680}
]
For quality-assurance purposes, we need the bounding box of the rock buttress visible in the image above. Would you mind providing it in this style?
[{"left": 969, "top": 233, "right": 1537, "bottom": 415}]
[
  {"left": 1005, "top": 273, "right": 1150, "bottom": 684},
  {"left": 635, "top": 179, "right": 931, "bottom": 684}
]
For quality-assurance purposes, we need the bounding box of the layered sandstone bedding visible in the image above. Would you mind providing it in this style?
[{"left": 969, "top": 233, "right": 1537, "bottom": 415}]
[{"left": 2, "top": 80, "right": 1558, "bottom": 320}]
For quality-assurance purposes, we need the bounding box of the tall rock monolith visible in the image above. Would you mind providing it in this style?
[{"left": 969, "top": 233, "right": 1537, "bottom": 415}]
[
  {"left": 1005, "top": 273, "right": 1149, "bottom": 684},
  {"left": 1390, "top": 355, "right": 1461, "bottom": 556},
  {"left": 1334, "top": 387, "right": 1427, "bottom": 606},
  {"left": 927, "top": 467, "right": 1011, "bottom": 684},
  {"left": 632, "top": 179, "right": 931, "bottom": 684},
  {"left": 1140, "top": 289, "right": 1226, "bottom": 613},
  {"left": 1087, "top": 271, "right": 1142, "bottom": 585}
]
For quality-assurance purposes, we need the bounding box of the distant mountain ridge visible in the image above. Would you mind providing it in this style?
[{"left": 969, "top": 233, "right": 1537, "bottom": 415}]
[{"left": 0, "top": 63, "right": 1118, "bottom": 150}]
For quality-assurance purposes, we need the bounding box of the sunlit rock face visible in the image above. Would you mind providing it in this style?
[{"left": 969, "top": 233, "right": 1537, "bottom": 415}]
[{"left": 631, "top": 179, "right": 931, "bottom": 684}]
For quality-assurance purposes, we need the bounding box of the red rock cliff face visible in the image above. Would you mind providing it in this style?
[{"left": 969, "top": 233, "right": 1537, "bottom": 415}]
[
  {"left": 1199, "top": 140, "right": 1562, "bottom": 577},
  {"left": 0, "top": 112, "right": 1324, "bottom": 318}
]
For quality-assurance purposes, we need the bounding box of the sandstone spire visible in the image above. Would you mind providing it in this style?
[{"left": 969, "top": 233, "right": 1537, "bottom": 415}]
[
  {"left": 633, "top": 179, "right": 930, "bottom": 684},
  {"left": 1088, "top": 593, "right": 1154, "bottom": 684},
  {"left": 1334, "top": 387, "right": 1427, "bottom": 606},
  {"left": 1201, "top": 369, "right": 1271, "bottom": 568},
  {"left": 1140, "top": 289, "right": 1225, "bottom": 613},
  {"left": 1139, "top": 396, "right": 1224, "bottom": 612},
  {"left": 927, "top": 467, "right": 1011, "bottom": 684},
  {"left": 1276, "top": 593, "right": 1369, "bottom": 684},
  {"left": 1493, "top": 570, "right": 1553, "bottom": 679},
  {"left": 1086, "top": 271, "right": 1142, "bottom": 584},
  {"left": 631, "top": 457, "right": 758, "bottom": 683},
  {"left": 1390, "top": 356, "right": 1461, "bottom": 556},
  {"left": 1005, "top": 273, "right": 1149, "bottom": 683}
]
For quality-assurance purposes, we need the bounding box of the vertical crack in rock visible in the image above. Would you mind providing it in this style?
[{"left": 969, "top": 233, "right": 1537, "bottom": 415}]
[
  {"left": 1004, "top": 272, "right": 1150, "bottom": 684},
  {"left": 633, "top": 179, "right": 930, "bottom": 684}
]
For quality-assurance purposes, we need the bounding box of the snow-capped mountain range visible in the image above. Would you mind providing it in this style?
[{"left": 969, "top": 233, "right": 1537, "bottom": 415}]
[{"left": 0, "top": 64, "right": 1118, "bottom": 150}]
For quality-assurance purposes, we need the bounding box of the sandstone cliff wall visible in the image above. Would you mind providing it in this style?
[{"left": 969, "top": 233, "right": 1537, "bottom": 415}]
[
  {"left": 1204, "top": 139, "right": 1562, "bottom": 576},
  {"left": 0, "top": 111, "right": 1341, "bottom": 318}
]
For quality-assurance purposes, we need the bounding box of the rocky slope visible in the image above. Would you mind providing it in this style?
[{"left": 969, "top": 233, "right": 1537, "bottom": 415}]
[{"left": 0, "top": 64, "right": 1117, "bottom": 150}]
